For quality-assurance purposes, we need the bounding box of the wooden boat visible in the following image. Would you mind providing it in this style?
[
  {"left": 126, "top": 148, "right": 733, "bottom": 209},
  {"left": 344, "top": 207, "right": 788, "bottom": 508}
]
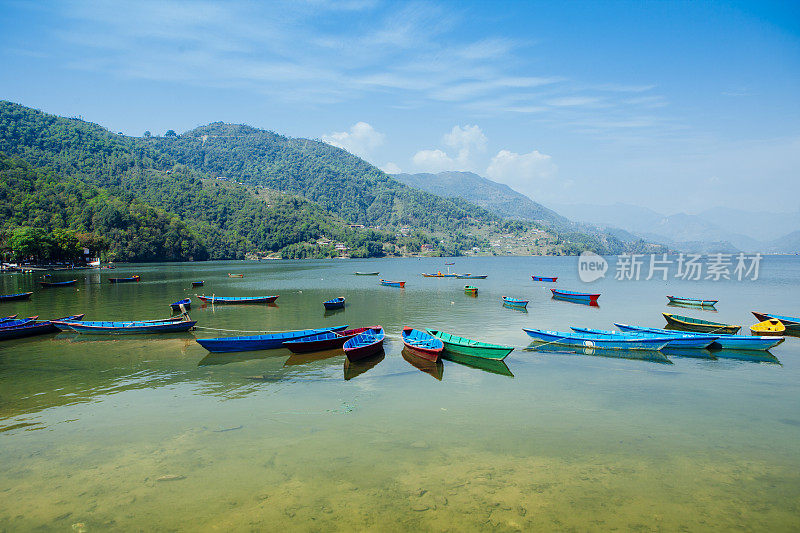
[
  {"left": 191, "top": 281, "right": 204, "bottom": 287},
  {"left": 750, "top": 319, "right": 785, "bottom": 336},
  {"left": 109, "top": 275, "right": 140, "bottom": 283},
  {"left": 282, "top": 327, "right": 369, "bottom": 354},
  {"left": 752, "top": 312, "right": 800, "bottom": 334},
  {"left": 343, "top": 326, "right": 385, "bottom": 361},
  {"left": 0, "top": 314, "right": 19, "bottom": 323},
  {"left": 323, "top": 296, "right": 345, "bottom": 310},
  {"left": 0, "top": 292, "right": 33, "bottom": 302},
  {"left": 379, "top": 279, "right": 405, "bottom": 288},
  {"left": 170, "top": 298, "right": 191, "bottom": 311},
  {"left": 614, "top": 323, "right": 782, "bottom": 351},
  {"left": 401, "top": 327, "right": 444, "bottom": 362},
  {"left": 401, "top": 347, "right": 444, "bottom": 380},
  {"left": 464, "top": 285, "right": 478, "bottom": 295},
  {"left": 570, "top": 326, "right": 717, "bottom": 349},
  {"left": 54, "top": 317, "right": 195, "bottom": 335},
  {"left": 228, "top": 273, "right": 244, "bottom": 278},
  {"left": 426, "top": 329, "right": 514, "bottom": 360},
  {"left": 667, "top": 295, "right": 718, "bottom": 307},
  {"left": 421, "top": 271, "right": 457, "bottom": 278},
  {"left": 197, "top": 325, "right": 348, "bottom": 353},
  {"left": 343, "top": 350, "right": 385, "bottom": 380},
  {"left": 532, "top": 276, "right": 557, "bottom": 282},
  {"left": 551, "top": 289, "right": 599, "bottom": 304},
  {"left": 445, "top": 262, "right": 455, "bottom": 265},
  {"left": 662, "top": 313, "right": 740, "bottom": 334},
  {"left": 0, "top": 317, "right": 39, "bottom": 329},
  {"left": 502, "top": 296, "right": 528, "bottom": 308},
  {"left": 456, "top": 274, "right": 487, "bottom": 279},
  {"left": 197, "top": 295, "right": 279, "bottom": 304},
  {"left": 354, "top": 272, "right": 379, "bottom": 275},
  {"left": 523, "top": 328, "right": 672, "bottom": 351},
  {"left": 40, "top": 279, "right": 77, "bottom": 287},
  {"left": 0, "top": 314, "right": 84, "bottom": 341}
]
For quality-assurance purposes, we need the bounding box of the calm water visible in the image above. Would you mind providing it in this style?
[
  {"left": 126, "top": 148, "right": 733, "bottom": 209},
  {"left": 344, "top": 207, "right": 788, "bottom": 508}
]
[{"left": 1, "top": 256, "right": 799, "bottom": 531}]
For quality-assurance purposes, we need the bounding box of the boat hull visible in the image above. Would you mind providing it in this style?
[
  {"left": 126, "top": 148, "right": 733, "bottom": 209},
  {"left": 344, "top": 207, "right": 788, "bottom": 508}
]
[
  {"left": 55, "top": 319, "right": 196, "bottom": 335},
  {"left": 40, "top": 280, "right": 77, "bottom": 287},
  {"left": 532, "top": 276, "right": 557, "bottom": 282},
  {"left": 0, "top": 292, "right": 33, "bottom": 302},
  {"left": 197, "top": 295, "right": 279, "bottom": 304},
  {"left": 379, "top": 280, "right": 405, "bottom": 288},
  {"left": 323, "top": 297, "right": 345, "bottom": 310},
  {"left": 523, "top": 328, "right": 669, "bottom": 351},
  {"left": 663, "top": 313, "right": 740, "bottom": 334},
  {"left": 456, "top": 274, "right": 487, "bottom": 279},
  {"left": 343, "top": 327, "right": 385, "bottom": 361},
  {"left": 197, "top": 326, "right": 348, "bottom": 353},
  {"left": 551, "top": 289, "right": 599, "bottom": 304},
  {"left": 426, "top": 329, "right": 513, "bottom": 360},
  {"left": 502, "top": 297, "right": 528, "bottom": 308},
  {"left": 667, "top": 296, "right": 718, "bottom": 306},
  {"left": 109, "top": 276, "right": 139, "bottom": 283},
  {"left": 283, "top": 327, "right": 367, "bottom": 354},
  {"left": 401, "top": 327, "right": 443, "bottom": 362},
  {"left": 615, "top": 323, "right": 782, "bottom": 350},
  {"left": 752, "top": 312, "right": 800, "bottom": 334}
]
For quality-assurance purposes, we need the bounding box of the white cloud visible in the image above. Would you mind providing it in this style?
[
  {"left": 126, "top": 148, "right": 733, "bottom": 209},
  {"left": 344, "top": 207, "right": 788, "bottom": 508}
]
[
  {"left": 411, "top": 124, "right": 489, "bottom": 172},
  {"left": 443, "top": 124, "right": 487, "bottom": 154},
  {"left": 322, "top": 122, "right": 385, "bottom": 158},
  {"left": 486, "top": 149, "right": 558, "bottom": 198},
  {"left": 412, "top": 149, "right": 456, "bottom": 172},
  {"left": 381, "top": 161, "right": 401, "bottom": 174}
]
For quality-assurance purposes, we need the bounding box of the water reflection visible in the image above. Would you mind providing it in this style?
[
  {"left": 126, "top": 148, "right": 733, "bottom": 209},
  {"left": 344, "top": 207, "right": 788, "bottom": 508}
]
[
  {"left": 442, "top": 352, "right": 514, "bottom": 377},
  {"left": 284, "top": 349, "right": 343, "bottom": 366},
  {"left": 343, "top": 350, "right": 385, "bottom": 380},
  {"left": 198, "top": 350, "right": 287, "bottom": 366},
  {"left": 666, "top": 301, "right": 718, "bottom": 313},
  {"left": 710, "top": 349, "right": 781, "bottom": 364},
  {"left": 502, "top": 303, "right": 528, "bottom": 313},
  {"left": 401, "top": 347, "right": 444, "bottom": 380},
  {"left": 526, "top": 342, "right": 673, "bottom": 364}
]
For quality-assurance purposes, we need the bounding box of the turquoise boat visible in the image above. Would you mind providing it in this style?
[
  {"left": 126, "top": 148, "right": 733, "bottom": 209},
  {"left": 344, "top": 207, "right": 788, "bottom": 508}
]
[
  {"left": 502, "top": 296, "right": 528, "bottom": 308},
  {"left": 570, "top": 326, "right": 718, "bottom": 349},
  {"left": 426, "top": 329, "right": 514, "bottom": 360},
  {"left": 615, "top": 323, "right": 783, "bottom": 351},
  {"left": 522, "top": 328, "right": 671, "bottom": 351}
]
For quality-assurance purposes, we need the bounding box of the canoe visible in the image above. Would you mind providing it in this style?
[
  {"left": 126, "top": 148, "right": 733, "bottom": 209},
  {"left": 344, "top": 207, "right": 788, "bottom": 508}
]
[
  {"left": 109, "top": 276, "right": 140, "bottom": 283},
  {"left": 379, "top": 279, "right": 405, "bottom": 288},
  {"left": 401, "top": 347, "right": 444, "bottom": 380},
  {"left": 191, "top": 281, "right": 204, "bottom": 287},
  {"left": 344, "top": 326, "right": 385, "bottom": 361},
  {"left": 40, "top": 279, "right": 77, "bottom": 287},
  {"left": 456, "top": 274, "right": 487, "bottom": 279},
  {"left": 54, "top": 318, "right": 196, "bottom": 335},
  {"left": 401, "top": 327, "right": 444, "bottom": 362},
  {"left": 532, "top": 276, "right": 557, "bottom": 282},
  {"left": 426, "top": 329, "right": 514, "bottom": 360},
  {"left": 750, "top": 319, "right": 785, "bottom": 336},
  {"left": 0, "top": 292, "right": 33, "bottom": 302},
  {"left": 228, "top": 273, "right": 244, "bottom": 278},
  {"left": 0, "top": 314, "right": 18, "bottom": 322},
  {"left": 551, "top": 289, "right": 599, "bottom": 304},
  {"left": 445, "top": 262, "right": 455, "bottom": 265},
  {"left": 0, "top": 314, "right": 85, "bottom": 341},
  {"left": 667, "top": 295, "right": 718, "bottom": 306},
  {"left": 522, "top": 328, "right": 671, "bottom": 351},
  {"left": 170, "top": 298, "right": 192, "bottom": 311},
  {"left": 197, "top": 295, "right": 279, "bottom": 304},
  {"left": 421, "top": 272, "right": 456, "bottom": 278},
  {"left": 464, "top": 285, "right": 478, "bottom": 295},
  {"left": 323, "top": 296, "right": 345, "bottom": 310},
  {"left": 354, "top": 272, "right": 379, "bottom": 275},
  {"left": 615, "top": 323, "right": 783, "bottom": 351},
  {"left": 197, "top": 325, "right": 348, "bottom": 353},
  {"left": 502, "top": 296, "right": 528, "bottom": 308},
  {"left": 570, "top": 326, "right": 717, "bottom": 349},
  {"left": 282, "top": 327, "right": 369, "bottom": 354},
  {"left": 752, "top": 312, "right": 800, "bottom": 334},
  {"left": 0, "top": 317, "right": 39, "bottom": 329},
  {"left": 662, "top": 313, "right": 740, "bottom": 334}
]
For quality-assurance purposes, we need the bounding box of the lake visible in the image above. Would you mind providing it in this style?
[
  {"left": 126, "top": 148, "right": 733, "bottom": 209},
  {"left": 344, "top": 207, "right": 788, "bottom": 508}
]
[{"left": 1, "top": 256, "right": 799, "bottom": 531}]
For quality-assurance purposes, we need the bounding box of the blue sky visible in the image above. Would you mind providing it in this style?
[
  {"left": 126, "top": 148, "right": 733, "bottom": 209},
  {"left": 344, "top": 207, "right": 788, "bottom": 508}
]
[{"left": 1, "top": 0, "right": 798, "bottom": 212}]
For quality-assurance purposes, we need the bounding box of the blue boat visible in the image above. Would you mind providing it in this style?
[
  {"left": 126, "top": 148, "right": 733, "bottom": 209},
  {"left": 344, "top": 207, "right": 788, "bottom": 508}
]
[
  {"left": 0, "top": 315, "right": 18, "bottom": 323},
  {"left": 0, "top": 292, "right": 33, "bottom": 302},
  {"left": 170, "top": 298, "right": 192, "bottom": 311},
  {"left": 54, "top": 318, "right": 196, "bottom": 335},
  {"left": 197, "top": 295, "right": 278, "bottom": 304},
  {"left": 614, "top": 323, "right": 784, "bottom": 351},
  {"left": 551, "top": 289, "right": 600, "bottom": 305},
  {"left": 401, "top": 327, "right": 444, "bottom": 362},
  {"left": 282, "top": 327, "right": 368, "bottom": 353},
  {"left": 191, "top": 281, "right": 204, "bottom": 287},
  {"left": 502, "top": 296, "right": 529, "bottom": 308},
  {"left": 379, "top": 280, "right": 405, "bottom": 288},
  {"left": 343, "top": 326, "right": 385, "bottom": 361},
  {"left": 40, "top": 279, "right": 78, "bottom": 288},
  {"left": 522, "top": 328, "right": 671, "bottom": 351},
  {"left": 196, "top": 325, "right": 348, "bottom": 353},
  {"left": 570, "top": 326, "right": 718, "bottom": 349},
  {"left": 0, "top": 317, "right": 38, "bottom": 329},
  {"left": 0, "top": 314, "right": 85, "bottom": 341},
  {"left": 323, "top": 297, "right": 345, "bottom": 310}
]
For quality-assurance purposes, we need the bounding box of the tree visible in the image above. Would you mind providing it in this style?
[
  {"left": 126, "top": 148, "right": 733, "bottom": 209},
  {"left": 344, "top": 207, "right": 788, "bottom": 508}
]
[
  {"left": 144, "top": 131, "right": 151, "bottom": 138},
  {"left": 164, "top": 130, "right": 177, "bottom": 138},
  {"left": 9, "top": 227, "right": 46, "bottom": 261}
]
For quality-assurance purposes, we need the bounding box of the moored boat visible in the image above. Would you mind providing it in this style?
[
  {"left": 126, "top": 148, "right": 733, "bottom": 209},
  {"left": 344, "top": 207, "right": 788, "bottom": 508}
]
[
  {"left": 522, "top": 328, "right": 671, "bottom": 351},
  {"left": 752, "top": 312, "right": 800, "bottom": 334},
  {"left": 109, "top": 276, "right": 140, "bottom": 283},
  {"left": 228, "top": 273, "right": 244, "bottom": 278},
  {"left": 0, "top": 317, "right": 39, "bottom": 329},
  {"left": 667, "top": 295, "right": 718, "bottom": 306},
  {"left": 662, "top": 313, "right": 740, "bottom": 334},
  {"left": 615, "top": 323, "right": 782, "bottom": 351},
  {"left": 0, "top": 292, "right": 33, "bottom": 302},
  {"left": 551, "top": 289, "right": 599, "bottom": 305},
  {"left": 0, "top": 314, "right": 19, "bottom": 323},
  {"left": 197, "top": 295, "right": 279, "bottom": 304},
  {"left": 750, "top": 319, "right": 785, "bottom": 336},
  {"left": 401, "top": 327, "right": 444, "bottom": 362},
  {"left": 170, "top": 298, "right": 191, "bottom": 311},
  {"left": 570, "top": 326, "right": 717, "bottom": 349},
  {"left": 502, "top": 296, "right": 528, "bottom": 308},
  {"left": 323, "top": 296, "right": 345, "bottom": 310},
  {"left": 532, "top": 275, "right": 557, "bottom": 282},
  {"left": 421, "top": 271, "right": 456, "bottom": 278},
  {"left": 40, "top": 279, "right": 78, "bottom": 288},
  {"left": 0, "top": 314, "right": 85, "bottom": 341},
  {"left": 354, "top": 272, "right": 379, "bottom": 275},
  {"left": 54, "top": 317, "right": 195, "bottom": 335},
  {"left": 426, "top": 329, "right": 514, "bottom": 360},
  {"left": 456, "top": 274, "right": 487, "bottom": 279},
  {"left": 464, "top": 285, "right": 478, "bottom": 295},
  {"left": 282, "top": 327, "right": 369, "bottom": 353},
  {"left": 379, "top": 279, "right": 405, "bottom": 288},
  {"left": 343, "top": 326, "right": 385, "bottom": 361},
  {"left": 191, "top": 281, "right": 204, "bottom": 287},
  {"left": 196, "top": 325, "right": 348, "bottom": 353}
]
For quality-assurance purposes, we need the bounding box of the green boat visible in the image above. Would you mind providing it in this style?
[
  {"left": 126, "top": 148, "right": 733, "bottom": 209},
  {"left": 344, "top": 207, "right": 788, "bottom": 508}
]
[
  {"left": 426, "top": 329, "right": 514, "bottom": 360},
  {"left": 442, "top": 351, "right": 514, "bottom": 377},
  {"left": 662, "top": 313, "right": 741, "bottom": 334}
]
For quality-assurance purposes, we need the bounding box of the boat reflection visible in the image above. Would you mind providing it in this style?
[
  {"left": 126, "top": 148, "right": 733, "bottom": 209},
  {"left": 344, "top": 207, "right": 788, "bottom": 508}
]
[
  {"left": 284, "top": 349, "right": 342, "bottom": 367},
  {"left": 323, "top": 307, "right": 345, "bottom": 318},
  {"left": 709, "top": 349, "right": 781, "bottom": 364},
  {"left": 343, "top": 350, "right": 385, "bottom": 380},
  {"left": 526, "top": 342, "right": 672, "bottom": 364},
  {"left": 442, "top": 352, "right": 514, "bottom": 377},
  {"left": 551, "top": 296, "right": 600, "bottom": 308},
  {"left": 401, "top": 347, "right": 444, "bottom": 380},
  {"left": 667, "top": 302, "right": 717, "bottom": 312},
  {"left": 662, "top": 348, "right": 717, "bottom": 359},
  {"left": 198, "top": 350, "right": 288, "bottom": 366},
  {"left": 502, "top": 303, "right": 528, "bottom": 313}
]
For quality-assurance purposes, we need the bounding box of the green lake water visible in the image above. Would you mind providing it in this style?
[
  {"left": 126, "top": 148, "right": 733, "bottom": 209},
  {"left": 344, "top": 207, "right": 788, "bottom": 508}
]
[{"left": 1, "top": 256, "right": 799, "bottom": 531}]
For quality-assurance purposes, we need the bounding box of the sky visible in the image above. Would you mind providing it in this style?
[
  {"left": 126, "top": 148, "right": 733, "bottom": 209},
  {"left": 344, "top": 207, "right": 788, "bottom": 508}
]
[{"left": 1, "top": 0, "right": 799, "bottom": 213}]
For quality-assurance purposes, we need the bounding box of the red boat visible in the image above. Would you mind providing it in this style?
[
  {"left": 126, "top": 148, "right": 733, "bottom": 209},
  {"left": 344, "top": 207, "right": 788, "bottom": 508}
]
[
  {"left": 282, "top": 327, "right": 370, "bottom": 354},
  {"left": 343, "top": 326, "right": 385, "bottom": 361},
  {"left": 532, "top": 275, "right": 557, "bottom": 282},
  {"left": 400, "top": 327, "right": 444, "bottom": 362}
]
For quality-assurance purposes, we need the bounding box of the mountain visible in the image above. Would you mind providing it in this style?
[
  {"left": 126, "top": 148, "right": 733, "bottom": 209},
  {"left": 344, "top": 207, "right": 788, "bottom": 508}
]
[
  {"left": 698, "top": 207, "right": 800, "bottom": 241},
  {"left": 391, "top": 171, "right": 570, "bottom": 228}
]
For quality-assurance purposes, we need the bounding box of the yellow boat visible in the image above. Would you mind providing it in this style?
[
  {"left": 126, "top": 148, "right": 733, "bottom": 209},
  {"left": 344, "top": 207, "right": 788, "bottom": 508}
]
[
  {"left": 750, "top": 319, "right": 786, "bottom": 336},
  {"left": 464, "top": 285, "right": 478, "bottom": 296}
]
